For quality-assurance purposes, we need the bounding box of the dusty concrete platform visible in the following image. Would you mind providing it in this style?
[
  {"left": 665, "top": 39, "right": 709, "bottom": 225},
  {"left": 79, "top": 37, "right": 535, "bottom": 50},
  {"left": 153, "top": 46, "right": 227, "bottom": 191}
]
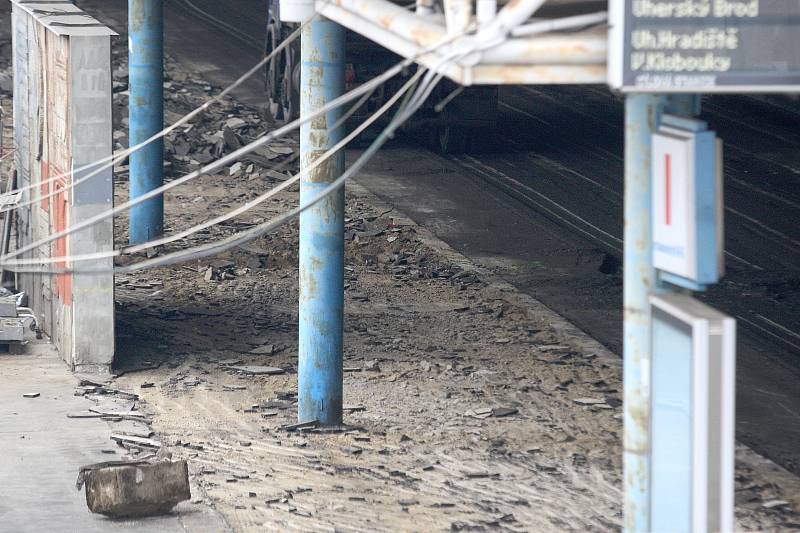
[
  {"left": 0, "top": 344, "right": 226, "bottom": 532},
  {"left": 2, "top": 2, "right": 799, "bottom": 531}
]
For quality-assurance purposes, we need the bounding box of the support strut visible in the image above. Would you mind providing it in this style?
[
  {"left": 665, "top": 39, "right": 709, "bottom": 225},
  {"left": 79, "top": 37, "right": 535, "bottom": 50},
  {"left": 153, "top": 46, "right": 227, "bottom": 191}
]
[
  {"left": 128, "top": 0, "right": 164, "bottom": 245},
  {"left": 297, "top": 18, "right": 346, "bottom": 426}
]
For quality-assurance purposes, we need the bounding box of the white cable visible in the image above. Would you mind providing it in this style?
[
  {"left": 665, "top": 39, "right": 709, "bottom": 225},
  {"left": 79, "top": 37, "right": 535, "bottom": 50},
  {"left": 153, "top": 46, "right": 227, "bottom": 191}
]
[
  {"left": 434, "top": 85, "right": 464, "bottom": 113},
  {"left": 330, "top": 86, "right": 376, "bottom": 134},
  {"left": 4, "top": 26, "right": 493, "bottom": 274},
  {"left": 99, "top": 47, "right": 460, "bottom": 272},
  {"left": 401, "top": 30, "right": 502, "bottom": 122},
  {"left": 1, "top": 25, "right": 472, "bottom": 266},
  {"left": 118, "top": 62, "right": 432, "bottom": 272},
  {"left": 1, "top": 61, "right": 410, "bottom": 263},
  {"left": 0, "top": 9, "right": 316, "bottom": 213},
  {"left": 510, "top": 11, "right": 608, "bottom": 38},
  {"left": 139, "top": 34, "right": 509, "bottom": 272},
  {"left": 126, "top": 71, "right": 419, "bottom": 253},
  {"left": 4, "top": 71, "right": 424, "bottom": 267},
  {"left": 5, "top": 69, "right": 426, "bottom": 273}
]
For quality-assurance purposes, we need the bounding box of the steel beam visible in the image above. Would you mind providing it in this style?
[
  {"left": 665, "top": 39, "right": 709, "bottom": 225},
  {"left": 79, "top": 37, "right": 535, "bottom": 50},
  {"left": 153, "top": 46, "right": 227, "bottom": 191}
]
[
  {"left": 623, "top": 93, "right": 700, "bottom": 532},
  {"left": 128, "top": 0, "right": 164, "bottom": 245},
  {"left": 297, "top": 18, "right": 346, "bottom": 426},
  {"left": 314, "top": 0, "right": 607, "bottom": 85}
]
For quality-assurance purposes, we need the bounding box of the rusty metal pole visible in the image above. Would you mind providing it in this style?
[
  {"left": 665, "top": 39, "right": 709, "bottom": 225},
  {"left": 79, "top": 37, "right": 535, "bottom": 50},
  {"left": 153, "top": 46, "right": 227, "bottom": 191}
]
[
  {"left": 297, "top": 18, "right": 346, "bottom": 426},
  {"left": 128, "top": 0, "right": 163, "bottom": 245},
  {"left": 623, "top": 93, "right": 700, "bottom": 533}
]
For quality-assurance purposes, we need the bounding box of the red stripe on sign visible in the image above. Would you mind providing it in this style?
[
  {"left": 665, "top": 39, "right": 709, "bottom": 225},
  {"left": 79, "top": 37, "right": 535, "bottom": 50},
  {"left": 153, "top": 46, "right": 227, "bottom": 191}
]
[{"left": 665, "top": 153, "right": 671, "bottom": 226}]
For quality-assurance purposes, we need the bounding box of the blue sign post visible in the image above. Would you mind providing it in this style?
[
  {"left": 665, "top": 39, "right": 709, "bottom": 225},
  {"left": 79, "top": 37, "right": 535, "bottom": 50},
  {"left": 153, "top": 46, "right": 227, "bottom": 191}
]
[
  {"left": 622, "top": 94, "right": 699, "bottom": 533},
  {"left": 622, "top": 94, "right": 734, "bottom": 533}
]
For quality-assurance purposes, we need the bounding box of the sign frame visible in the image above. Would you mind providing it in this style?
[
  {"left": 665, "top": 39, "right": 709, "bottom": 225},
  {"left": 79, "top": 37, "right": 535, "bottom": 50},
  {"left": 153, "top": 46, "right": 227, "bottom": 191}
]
[
  {"left": 651, "top": 116, "right": 723, "bottom": 287},
  {"left": 608, "top": 0, "right": 800, "bottom": 93},
  {"left": 649, "top": 292, "right": 736, "bottom": 533}
]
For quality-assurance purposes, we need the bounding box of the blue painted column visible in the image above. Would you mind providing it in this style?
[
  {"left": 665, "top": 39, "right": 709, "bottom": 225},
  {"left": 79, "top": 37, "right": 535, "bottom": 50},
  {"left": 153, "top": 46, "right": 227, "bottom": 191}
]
[
  {"left": 297, "top": 19, "right": 346, "bottom": 425},
  {"left": 623, "top": 93, "right": 700, "bottom": 533},
  {"left": 128, "top": 0, "right": 164, "bottom": 244}
]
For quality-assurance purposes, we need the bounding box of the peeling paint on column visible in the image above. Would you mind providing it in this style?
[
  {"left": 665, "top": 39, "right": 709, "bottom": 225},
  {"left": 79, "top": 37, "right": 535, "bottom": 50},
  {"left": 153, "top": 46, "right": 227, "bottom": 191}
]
[
  {"left": 298, "top": 18, "right": 346, "bottom": 426},
  {"left": 623, "top": 94, "right": 663, "bottom": 533},
  {"left": 128, "top": 0, "right": 164, "bottom": 245},
  {"left": 623, "top": 93, "right": 699, "bottom": 532}
]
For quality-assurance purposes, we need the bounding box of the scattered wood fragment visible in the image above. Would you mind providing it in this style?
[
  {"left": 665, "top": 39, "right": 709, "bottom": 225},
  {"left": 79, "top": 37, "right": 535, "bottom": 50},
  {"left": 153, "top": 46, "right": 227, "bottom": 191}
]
[
  {"left": 89, "top": 407, "right": 149, "bottom": 419},
  {"left": 464, "top": 407, "right": 492, "bottom": 419},
  {"left": 762, "top": 500, "right": 790, "bottom": 509},
  {"left": 464, "top": 406, "right": 520, "bottom": 419},
  {"left": 227, "top": 365, "right": 285, "bottom": 376},
  {"left": 248, "top": 344, "right": 275, "bottom": 355},
  {"left": 110, "top": 433, "right": 162, "bottom": 448},
  {"left": 280, "top": 420, "right": 319, "bottom": 432},
  {"left": 572, "top": 397, "right": 607, "bottom": 406},
  {"left": 67, "top": 411, "right": 106, "bottom": 419}
]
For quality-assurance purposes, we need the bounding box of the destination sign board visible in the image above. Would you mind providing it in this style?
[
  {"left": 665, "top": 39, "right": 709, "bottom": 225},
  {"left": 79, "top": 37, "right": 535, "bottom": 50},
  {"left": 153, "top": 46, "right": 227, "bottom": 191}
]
[{"left": 608, "top": 0, "right": 800, "bottom": 92}]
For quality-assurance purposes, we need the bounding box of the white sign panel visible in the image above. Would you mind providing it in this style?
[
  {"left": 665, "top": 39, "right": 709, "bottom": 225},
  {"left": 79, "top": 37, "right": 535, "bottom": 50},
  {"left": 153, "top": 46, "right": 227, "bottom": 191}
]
[
  {"left": 652, "top": 131, "right": 695, "bottom": 278},
  {"left": 651, "top": 117, "right": 723, "bottom": 286},
  {"left": 650, "top": 293, "right": 736, "bottom": 533}
]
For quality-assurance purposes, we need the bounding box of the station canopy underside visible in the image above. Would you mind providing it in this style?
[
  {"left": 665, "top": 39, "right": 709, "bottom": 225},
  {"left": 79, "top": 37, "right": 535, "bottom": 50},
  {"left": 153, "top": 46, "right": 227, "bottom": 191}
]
[{"left": 314, "top": 0, "right": 608, "bottom": 85}]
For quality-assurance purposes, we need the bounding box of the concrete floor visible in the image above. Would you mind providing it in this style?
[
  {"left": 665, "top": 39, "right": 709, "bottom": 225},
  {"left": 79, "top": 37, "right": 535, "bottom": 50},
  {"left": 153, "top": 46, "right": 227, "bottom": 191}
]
[{"left": 0, "top": 342, "right": 226, "bottom": 532}]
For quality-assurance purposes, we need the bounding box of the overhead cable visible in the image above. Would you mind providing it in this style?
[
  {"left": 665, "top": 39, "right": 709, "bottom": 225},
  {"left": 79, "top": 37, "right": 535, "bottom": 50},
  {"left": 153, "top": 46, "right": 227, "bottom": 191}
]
[
  {"left": 510, "top": 11, "right": 608, "bottom": 38},
  {"left": 0, "top": 7, "right": 316, "bottom": 213},
  {"left": 1, "top": 24, "right": 473, "bottom": 266},
  {"left": 1, "top": 57, "right": 411, "bottom": 263},
  {"left": 59, "top": 62, "right": 444, "bottom": 273},
  {"left": 3, "top": 24, "right": 504, "bottom": 274},
  {"left": 4, "top": 70, "right": 424, "bottom": 268},
  {"left": 112, "top": 69, "right": 429, "bottom": 273}
]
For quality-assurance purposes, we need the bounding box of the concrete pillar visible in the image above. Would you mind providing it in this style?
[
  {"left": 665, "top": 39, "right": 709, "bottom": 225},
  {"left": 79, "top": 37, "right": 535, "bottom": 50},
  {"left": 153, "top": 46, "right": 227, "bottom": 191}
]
[
  {"left": 10, "top": 1, "right": 115, "bottom": 371},
  {"left": 128, "top": 0, "right": 163, "bottom": 244},
  {"left": 297, "top": 19, "right": 346, "bottom": 426}
]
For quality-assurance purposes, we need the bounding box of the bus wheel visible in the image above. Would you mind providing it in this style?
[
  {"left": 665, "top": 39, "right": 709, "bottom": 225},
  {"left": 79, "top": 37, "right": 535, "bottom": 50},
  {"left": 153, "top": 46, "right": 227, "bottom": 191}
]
[{"left": 265, "top": 24, "right": 283, "bottom": 120}]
